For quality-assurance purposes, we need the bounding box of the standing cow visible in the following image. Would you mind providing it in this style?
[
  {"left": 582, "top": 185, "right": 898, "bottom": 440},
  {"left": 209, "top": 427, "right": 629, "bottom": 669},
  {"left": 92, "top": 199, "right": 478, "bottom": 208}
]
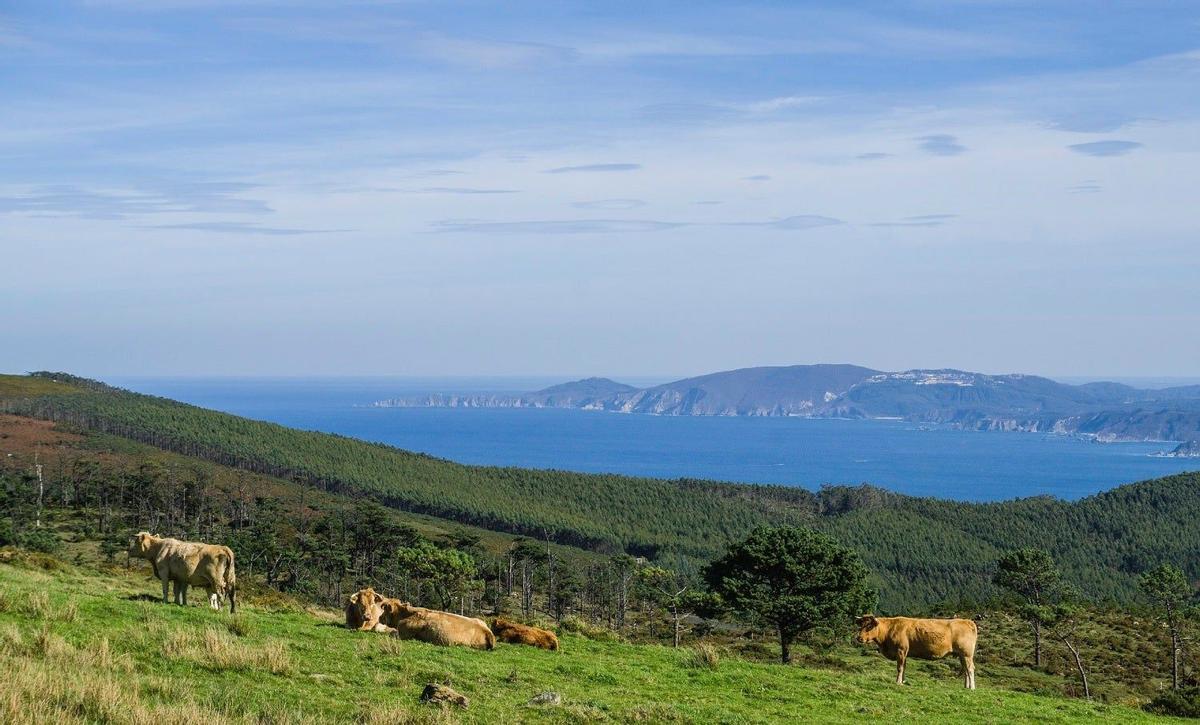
[
  {"left": 128, "top": 532, "right": 237, "bottom": 613},
  {"left": 856, "top": 614, "right": 977, "bottom": 689}
]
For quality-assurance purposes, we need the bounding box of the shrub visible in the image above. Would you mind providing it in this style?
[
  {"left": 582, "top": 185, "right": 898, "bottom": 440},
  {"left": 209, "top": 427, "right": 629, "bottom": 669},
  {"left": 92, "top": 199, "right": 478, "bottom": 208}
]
[
  {"left": 1144, "top": 687, "right": 1200, "bottom": 718},
  {"left": 17, "top": 529, "right": 61, "bottom": 554}
]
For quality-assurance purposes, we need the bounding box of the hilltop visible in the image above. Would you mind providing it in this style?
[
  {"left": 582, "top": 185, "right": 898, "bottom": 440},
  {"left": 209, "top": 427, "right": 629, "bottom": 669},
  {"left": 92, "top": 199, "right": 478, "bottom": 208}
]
[
  {"left": 371, "top": 364, "right": 1200, "bottom": 446},
  {"left": 2, "top": 372, "right": 1200, "bottom": 610}
]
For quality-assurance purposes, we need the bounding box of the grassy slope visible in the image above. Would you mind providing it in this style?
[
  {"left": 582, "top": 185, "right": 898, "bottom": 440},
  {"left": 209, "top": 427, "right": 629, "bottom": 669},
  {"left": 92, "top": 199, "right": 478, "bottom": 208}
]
[{"left": 0, "top": 554, "right": 1159, "bottom": 724}]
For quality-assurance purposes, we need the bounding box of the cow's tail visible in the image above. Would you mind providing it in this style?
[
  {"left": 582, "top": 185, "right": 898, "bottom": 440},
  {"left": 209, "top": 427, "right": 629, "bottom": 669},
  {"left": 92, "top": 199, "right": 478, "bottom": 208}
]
[{"left": 224, "top": 548, "right": 238, "bottom": 614}]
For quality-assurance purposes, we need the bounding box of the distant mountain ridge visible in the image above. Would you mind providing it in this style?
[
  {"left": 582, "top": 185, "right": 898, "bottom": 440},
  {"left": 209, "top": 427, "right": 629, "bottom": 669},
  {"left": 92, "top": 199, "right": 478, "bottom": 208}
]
[{"left": 370, "top": 364, "right": 1200, "bottom": 450}]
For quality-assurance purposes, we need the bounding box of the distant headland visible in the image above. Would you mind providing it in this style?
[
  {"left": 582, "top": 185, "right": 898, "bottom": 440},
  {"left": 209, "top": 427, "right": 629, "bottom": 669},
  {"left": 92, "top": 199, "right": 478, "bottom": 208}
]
[{"left": 370, "top": 364, "right": 1200, "bottom": 453}]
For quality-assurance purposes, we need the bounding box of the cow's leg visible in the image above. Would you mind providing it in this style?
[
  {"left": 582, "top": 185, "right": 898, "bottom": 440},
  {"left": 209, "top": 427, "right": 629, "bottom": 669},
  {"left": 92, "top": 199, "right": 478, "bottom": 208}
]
[
  {"left": 160, "top": 574, "right": 170, "bottom": 604},
  {"left": 963, "top": 654, "right": 976, "bottom": 690},
  {"left": 208, "top": 588, "right": 220, "bottom": 611},
  {"left": 180, "top": 582, "right": 189, "bottom": 606},
  {"left": 896, "top": 650, "right": 908, "bottom": 685}
]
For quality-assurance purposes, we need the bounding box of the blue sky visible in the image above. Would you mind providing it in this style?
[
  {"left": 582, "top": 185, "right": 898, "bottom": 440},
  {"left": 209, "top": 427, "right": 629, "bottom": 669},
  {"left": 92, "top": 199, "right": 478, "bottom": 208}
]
[{"left": 2, "top": 1, "right": 1198, "bottom": 378}]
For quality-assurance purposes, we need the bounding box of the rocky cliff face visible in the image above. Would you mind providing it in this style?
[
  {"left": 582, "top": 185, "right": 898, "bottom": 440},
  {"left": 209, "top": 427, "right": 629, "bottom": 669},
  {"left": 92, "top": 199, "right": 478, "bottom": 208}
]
[{"left": 1163, "top": 440, "right": 1200, "bottom": 458}]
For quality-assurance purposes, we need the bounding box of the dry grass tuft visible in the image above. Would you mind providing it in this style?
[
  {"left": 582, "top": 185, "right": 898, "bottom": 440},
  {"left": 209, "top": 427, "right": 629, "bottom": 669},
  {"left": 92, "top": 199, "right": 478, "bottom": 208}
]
[
  {"left": 375, "top": 634, "right": 407, "bottom": 658},
  {"left": 681, "top": 642, "right": 720, "bottom": 671},
  {"left": 32, "top": 624, "right": 72, "bottom": 659},
  {"left": 161, "top": 628, "right": 198, "bottom": 658},
  {"left": 157, "top": 626, "right": 294, "bottom": 676},
  {"left": 21, "top": 591, "right": 51, "bottom": 619},
  {"left": 0, "top": 654, "right": 236, "bottom": 725},
  {"left": 225, "top": 614, "right": 252, "bottom": 638},
  {"left": 626, "top": 702, "right": 686, "bottom": 721},
  {"left": 357, "top": 702, "right": 457, "bottom": 725},
  {"left": 87, "top": 637, "right": 133, "bottom": 673},
  {"left": 59, "top": 599, "right": 79, "bottom": 623},
  {"left": 0, "top": 623, "right": 23, "bottom": 654}
]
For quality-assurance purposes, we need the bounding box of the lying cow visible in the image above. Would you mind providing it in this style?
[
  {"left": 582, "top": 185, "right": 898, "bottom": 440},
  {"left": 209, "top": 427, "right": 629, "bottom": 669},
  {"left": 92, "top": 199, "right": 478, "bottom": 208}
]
[
  {"left": 492, "top": 618, "right": 559, "bottom": 651},
  {"left": 856, "top": 614, "right": 977, "bottom": 689},
  {"left": 345, "top": 587, "right": 385, "bottom": 630},
  {"left": 381, "top": 601, "right": 494, "bottom": 650},
  {"left": 128, "top": 532, "right": 237, "bottom": 613},
  {"left": 345, "top": 588, "right": 493, "bottom": 649}
]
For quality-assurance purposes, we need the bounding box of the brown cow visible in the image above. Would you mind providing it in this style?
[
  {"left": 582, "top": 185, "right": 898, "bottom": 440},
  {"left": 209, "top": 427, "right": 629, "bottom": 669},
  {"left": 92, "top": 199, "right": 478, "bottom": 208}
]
[
  {"left": 128, "top": 532, "right": 237, "bottom": 613},
  {"left": 378, "top": 599, "right": 494, "bottom": 650},
  {"left": 492, "top": 618, "right": 559, "bottom": 651},
  {"left": 345, "top": 587, "right": 385, "bottom": 630},
  {"left": 856, "top": 614, "right": 977, "bottom": 689}
]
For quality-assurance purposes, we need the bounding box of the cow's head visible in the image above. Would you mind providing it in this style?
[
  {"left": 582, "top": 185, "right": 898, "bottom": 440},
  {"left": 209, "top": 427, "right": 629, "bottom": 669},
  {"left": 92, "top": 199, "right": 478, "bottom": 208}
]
[
  {"left": 348, "top": 588, "right": 383, "bottom": 625},
  {"left": 127, "top": 532, "right": 154, "bottom": 559},
  {"left": 348, "top": 587, "right": 381, "bottom": 608},
  {"left": 855, "top": 614, "right": 880, "bottom": 644}
]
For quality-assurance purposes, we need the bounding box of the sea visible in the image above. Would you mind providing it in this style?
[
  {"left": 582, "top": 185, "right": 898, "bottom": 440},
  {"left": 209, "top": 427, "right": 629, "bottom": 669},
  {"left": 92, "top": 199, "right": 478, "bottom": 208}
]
[{"left": 110, "top": 377, "right": 1200, "bottom": 503}]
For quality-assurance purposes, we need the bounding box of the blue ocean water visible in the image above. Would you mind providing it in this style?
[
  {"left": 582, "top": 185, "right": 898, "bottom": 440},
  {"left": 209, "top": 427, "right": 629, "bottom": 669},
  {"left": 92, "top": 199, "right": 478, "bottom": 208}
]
[{"left": 110, "top": 377, "right": 1199, "bottom": 503}]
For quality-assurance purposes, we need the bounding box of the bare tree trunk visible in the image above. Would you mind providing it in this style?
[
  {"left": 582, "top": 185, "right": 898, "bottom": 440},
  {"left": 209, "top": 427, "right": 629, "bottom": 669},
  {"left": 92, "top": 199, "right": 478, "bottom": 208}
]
[
  {"left": 521, "top": 561, "right": 533, "bottom": 617},
  {"left": 1033, "top": 620, "right": 1042, "bottom": 667},
  {"left": 34, "top": 454, "right": 44, "bottom": 528},
  {"left": 1061, "top": 636, "right": 1090, "bottom": 700},
  {"left": 1172, "top": 629, "right": 1182, "bottom": 690}
]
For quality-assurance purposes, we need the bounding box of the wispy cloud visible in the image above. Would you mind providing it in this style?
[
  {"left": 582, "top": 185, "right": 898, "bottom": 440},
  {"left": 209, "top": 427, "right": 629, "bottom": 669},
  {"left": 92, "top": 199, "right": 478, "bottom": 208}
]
[
  {"left": 856, "top": 152, "right": 892, "bottom": 161},
  {"left": 744, "top": 96, "right": 824, "bottom": 113},
  {"left": 741, "top": 174, "right": 772, "bottom": 182},
  {"left": 433, "top": 214, "right": 843, "bottom": 234},
  {"left": 408, "top": 169, "right": 465, "bottom": 178},
  {"left": 432, "top": 219, "right": 682, "bottom": 234},
  {"left": 411, "top": 187, "right": 518, "bottom": 195},
  {"left": 916, "top": 134, "right": 967, "bottom": 156},
  {"left": 544, "top": 163, "right": 642, "bottom": 174},
  {"left": 0, "top": 183, "right": 269, "bottom": 219},
  {"left": 1068, "top": 181, "right": 1103, "bottom": 194},
  {"left": 1048, "top": 112, "right": 1139, "bottom": 133},
  {"left": 572, "top": 198, "right": 646, "bottom": 210},
  {"left": 724, "top": 215, "right": 843, "bottom": 230},
  {"left": 144, "top": 222, "right": 349, "bottom": 236},
  {"left": 412, "top": 33, "right": 578, "bottom": 70},
  {"left": 869, "top": 214, "right": 958, "bottom": 228},
  {"left": 634, "top": 102, "right": 736, "bottom": 124},
  {"left": 1068, "top": 140, "right": 1143, "bottom": 157}
]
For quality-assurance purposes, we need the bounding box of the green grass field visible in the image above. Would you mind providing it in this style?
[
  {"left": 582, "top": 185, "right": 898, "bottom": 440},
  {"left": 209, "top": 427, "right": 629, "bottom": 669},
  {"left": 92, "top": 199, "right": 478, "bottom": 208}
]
[{"left": 0, "top": 551, "right": 1162, "bottom": 724}]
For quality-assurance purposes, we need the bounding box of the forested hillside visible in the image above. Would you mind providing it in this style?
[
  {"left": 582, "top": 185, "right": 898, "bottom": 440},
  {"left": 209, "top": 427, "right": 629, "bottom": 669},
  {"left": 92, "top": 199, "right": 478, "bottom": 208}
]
[{"left": 2, "top": 372, "right": 1198, "bottom": 610}]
